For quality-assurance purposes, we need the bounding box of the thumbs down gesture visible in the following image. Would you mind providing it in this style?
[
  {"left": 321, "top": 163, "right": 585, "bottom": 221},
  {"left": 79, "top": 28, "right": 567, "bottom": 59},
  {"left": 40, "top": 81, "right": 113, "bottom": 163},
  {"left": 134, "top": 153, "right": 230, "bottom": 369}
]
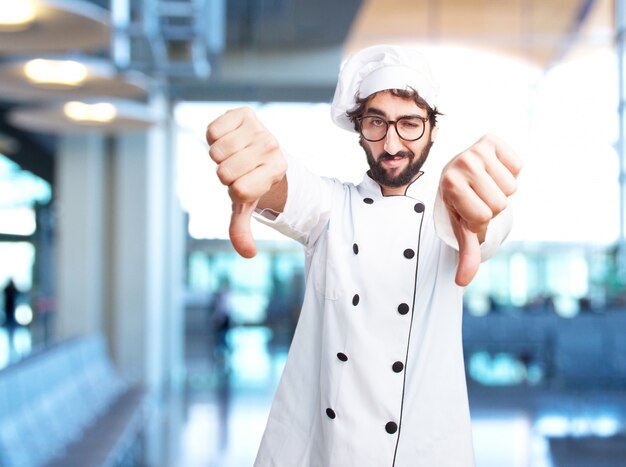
[
  {"left": 438, "top": 134, "right": 522, "bottom": 287},
  {"left": 206, "top": 107, "right": 288, "bottom": 258}
]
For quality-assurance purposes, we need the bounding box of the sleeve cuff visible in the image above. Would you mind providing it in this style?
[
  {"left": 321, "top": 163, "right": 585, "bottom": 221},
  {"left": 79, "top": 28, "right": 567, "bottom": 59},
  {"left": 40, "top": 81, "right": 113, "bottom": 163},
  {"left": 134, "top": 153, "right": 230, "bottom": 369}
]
[{"left": 433, "top": 190, "right": 513, "bottom": 261}]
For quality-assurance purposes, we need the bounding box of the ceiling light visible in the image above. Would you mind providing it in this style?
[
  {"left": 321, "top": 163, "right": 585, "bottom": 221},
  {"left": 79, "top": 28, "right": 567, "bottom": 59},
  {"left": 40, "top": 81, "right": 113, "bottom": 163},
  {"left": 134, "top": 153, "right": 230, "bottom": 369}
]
[
  {"left": 24, "top": 59, "right": 88, "bottom": 88},
  {"left": 9, "top": 100, "right": 156, "bottom": 134},
  {"left": 0, "top": 0, "right": 37, "bottom": 31},
  {"left": 64, "top": 101, "right": 117, "bottom": 123}
]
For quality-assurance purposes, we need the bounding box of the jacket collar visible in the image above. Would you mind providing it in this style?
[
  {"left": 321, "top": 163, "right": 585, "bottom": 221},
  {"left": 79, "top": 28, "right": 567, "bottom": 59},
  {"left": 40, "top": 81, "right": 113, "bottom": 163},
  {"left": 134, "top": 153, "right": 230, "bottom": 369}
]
[{"left": 357, "top": 170, "right": 434, "bottom": 202}]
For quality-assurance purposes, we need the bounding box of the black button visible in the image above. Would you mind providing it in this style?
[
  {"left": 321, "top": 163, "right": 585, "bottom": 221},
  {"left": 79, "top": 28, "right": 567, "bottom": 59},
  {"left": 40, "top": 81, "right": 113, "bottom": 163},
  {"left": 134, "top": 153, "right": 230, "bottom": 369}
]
[
  {"left": 392, "top": 361, "right": 404, "bottom": 373},
  {"left": 352, "top": 294, "right": 360, "bottom": 306},
  {"left": 397, "top": 303, "right": 410, "bottom": 315},
  {"left": 403, "top": 249, "right": 415, "bottom": 259},
  {"left": 337, "top": 352, "right": 348, "bottom": 362},
  {"left": 326, "top": 408, "right": 336, "bottom": 419},
  {"left": 353, "top": 243, "right": 359, "bottom": 255},
  {"left": 385, "top": 421, "right": 398, "bottom": 434},
  {"left": 414, "top": 202, "right": 425, "bottom": 213},
  {"left": 363, "top": 197, "right": 374, "bottom": 204}
]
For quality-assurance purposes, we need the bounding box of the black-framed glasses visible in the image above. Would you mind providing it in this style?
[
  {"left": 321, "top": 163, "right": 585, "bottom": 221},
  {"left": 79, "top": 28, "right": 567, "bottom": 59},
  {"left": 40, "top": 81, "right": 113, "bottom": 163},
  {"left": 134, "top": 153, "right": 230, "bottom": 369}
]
[{"left": 357, "top": 115, "right": 427, "bottom": 142}]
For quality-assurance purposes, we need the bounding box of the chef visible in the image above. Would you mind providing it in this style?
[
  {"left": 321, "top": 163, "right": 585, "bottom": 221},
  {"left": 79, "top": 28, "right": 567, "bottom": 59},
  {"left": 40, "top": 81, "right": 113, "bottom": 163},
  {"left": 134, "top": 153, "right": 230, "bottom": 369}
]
[{"left": 206, "top": 45, "right": 521, "bottom": 467}]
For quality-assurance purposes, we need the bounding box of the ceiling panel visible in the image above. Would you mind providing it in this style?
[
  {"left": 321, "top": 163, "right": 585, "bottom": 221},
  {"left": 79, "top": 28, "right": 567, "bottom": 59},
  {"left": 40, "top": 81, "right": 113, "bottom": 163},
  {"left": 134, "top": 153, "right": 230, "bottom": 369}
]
[
  {"left": 345, "top": 0, "right": 613, "bottom": 67},
  {"left": 0, "top": 0, "right": 109, "bottom": 55}
]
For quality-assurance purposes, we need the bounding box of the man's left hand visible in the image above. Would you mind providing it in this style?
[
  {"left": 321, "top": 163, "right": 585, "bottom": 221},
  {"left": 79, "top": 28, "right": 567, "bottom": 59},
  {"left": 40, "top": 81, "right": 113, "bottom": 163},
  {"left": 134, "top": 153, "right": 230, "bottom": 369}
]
[{"left": 439, "top": 134, "right": 522, "bottom": 286}]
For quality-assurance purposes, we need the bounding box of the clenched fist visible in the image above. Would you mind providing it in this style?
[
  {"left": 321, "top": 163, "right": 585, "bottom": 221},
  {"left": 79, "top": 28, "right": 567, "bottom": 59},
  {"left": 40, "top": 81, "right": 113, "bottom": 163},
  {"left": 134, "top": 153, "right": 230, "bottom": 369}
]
[
  {"left": 439, "top": 134, "right": 522, "bottom": 286},
  {"left": 206, "top": 107, "right": 288, "bottom": 258}
]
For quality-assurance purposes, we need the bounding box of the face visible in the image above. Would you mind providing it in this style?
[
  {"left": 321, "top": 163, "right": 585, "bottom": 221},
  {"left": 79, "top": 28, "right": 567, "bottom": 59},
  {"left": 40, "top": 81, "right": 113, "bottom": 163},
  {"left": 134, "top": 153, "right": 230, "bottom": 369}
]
[{"left": 359, "top": 91, "right": 437, "bottom": 195}]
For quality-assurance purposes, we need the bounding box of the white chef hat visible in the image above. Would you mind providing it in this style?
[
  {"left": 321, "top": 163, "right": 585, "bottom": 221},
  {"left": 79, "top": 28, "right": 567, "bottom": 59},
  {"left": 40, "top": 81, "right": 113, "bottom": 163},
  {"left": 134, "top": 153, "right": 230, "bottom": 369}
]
[{"left": 330, "top": 44, "right": 439, "bottom": 132}]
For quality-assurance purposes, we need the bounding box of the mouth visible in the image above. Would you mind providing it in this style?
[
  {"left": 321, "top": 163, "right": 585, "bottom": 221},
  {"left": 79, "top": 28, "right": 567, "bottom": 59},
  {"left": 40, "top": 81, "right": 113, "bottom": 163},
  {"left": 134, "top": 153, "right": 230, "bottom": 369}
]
[{"left": 379, "top": 155, "right": 408, "bottom": 168}]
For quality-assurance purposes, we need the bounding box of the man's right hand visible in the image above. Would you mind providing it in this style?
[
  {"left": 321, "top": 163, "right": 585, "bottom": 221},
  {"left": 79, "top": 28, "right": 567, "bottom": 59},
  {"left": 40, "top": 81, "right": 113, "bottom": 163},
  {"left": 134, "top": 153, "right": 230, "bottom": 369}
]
[{"left": 206, "top": 107, "right": 287, "bottom": 258}]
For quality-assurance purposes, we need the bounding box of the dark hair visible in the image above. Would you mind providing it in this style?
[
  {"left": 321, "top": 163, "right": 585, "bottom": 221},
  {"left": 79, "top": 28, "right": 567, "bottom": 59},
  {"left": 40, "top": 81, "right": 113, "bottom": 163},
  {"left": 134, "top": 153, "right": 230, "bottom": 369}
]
[{"left": 346, "top": 87, "right": 442, "bottom": 131}]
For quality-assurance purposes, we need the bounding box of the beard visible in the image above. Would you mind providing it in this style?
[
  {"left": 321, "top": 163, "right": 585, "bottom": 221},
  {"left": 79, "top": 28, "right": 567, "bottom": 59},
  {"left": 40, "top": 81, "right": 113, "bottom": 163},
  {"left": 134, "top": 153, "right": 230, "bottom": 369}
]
[{"left": 362, "top": 139, "right": 434, "bottom": 188}]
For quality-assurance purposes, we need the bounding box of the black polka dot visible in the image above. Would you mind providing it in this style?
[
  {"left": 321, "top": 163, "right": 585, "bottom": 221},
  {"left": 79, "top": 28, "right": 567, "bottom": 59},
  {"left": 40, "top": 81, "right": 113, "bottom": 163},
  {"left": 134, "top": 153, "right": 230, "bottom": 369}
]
[
  {"left": 385, "top": 421, "right": 398, "bottom": 434},
  {"left": 326, "top": 408, "right": 336, "bottom": 419},
  {"left": 353, "top": 243, "right": 359, "bottom": 255},
  {"left": 392, "top": 361, "right": 404, "bottom": 373},
  {"left": 363, "top": 197, "right": 374, "bottom": 205},
  {"left": 397, "top": 303, "right": 410, "bottom": 315},
  {"left": 414, "top": 202, "right": 425, "bottom": 213},
  {"left": 352, "top": 294, "right": 360, "bottom": 306},
  {"left": 337, "top": 352, "right": 348, "bottom": 362},
  {"left": 403, "top": 249, "right": 415, "bottom": 259}
]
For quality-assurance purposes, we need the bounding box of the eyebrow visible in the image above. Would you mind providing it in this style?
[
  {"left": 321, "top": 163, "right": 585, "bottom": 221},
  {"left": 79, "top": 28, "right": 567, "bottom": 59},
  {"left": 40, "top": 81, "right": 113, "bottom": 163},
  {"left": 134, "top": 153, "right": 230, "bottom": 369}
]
[{"left": 364, "top": 106, "right": 425, "bottom": 120}]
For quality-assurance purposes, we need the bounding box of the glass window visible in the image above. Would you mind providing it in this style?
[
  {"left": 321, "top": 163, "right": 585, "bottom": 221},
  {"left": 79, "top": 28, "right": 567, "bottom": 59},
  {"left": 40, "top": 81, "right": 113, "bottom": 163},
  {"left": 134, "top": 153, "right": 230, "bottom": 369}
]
[{"left": 0, "top": 242, "right": 35, "bottom": 291}]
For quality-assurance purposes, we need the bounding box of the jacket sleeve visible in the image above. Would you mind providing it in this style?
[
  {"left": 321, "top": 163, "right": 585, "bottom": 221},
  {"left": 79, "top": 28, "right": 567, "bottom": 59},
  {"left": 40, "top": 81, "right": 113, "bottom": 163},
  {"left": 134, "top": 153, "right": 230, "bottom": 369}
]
[{"left": 253, "top": 153, "right": 342, "bottom": 248}]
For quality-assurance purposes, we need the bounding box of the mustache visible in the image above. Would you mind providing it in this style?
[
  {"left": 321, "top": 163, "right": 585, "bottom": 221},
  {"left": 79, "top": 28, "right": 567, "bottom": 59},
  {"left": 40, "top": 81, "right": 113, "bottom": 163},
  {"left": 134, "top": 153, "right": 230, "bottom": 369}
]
[{"left": 377, "top": 150, "right": 415, "bottom": 162}]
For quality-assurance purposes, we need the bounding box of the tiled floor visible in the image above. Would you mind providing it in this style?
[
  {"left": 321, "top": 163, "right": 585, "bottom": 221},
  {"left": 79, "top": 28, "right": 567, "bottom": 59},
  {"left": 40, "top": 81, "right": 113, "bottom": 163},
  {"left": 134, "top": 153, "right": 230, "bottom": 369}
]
[
  {"left": 160, "top": 388, "right": 555, "bottom": 466},
  {"left": 162, "top": 326, "right": 626, "bottom": 467},
  {"left": 160, "top": 327, "right": 283, "bottom": 467},
  {"left": 2, "top": 325, "right": 625, "bottom": 466}
]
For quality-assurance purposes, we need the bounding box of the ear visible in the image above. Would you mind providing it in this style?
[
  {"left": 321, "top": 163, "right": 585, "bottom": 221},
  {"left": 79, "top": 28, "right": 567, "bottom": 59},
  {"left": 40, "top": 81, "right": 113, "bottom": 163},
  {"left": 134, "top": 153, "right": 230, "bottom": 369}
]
[{"left": 430, "top": 125, "right": 438, "bottom": 142}]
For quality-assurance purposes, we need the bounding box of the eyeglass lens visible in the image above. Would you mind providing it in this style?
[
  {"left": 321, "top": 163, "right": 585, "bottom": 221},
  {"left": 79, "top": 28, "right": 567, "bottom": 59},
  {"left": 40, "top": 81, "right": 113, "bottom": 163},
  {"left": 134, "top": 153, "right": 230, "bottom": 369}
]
[{"left": 360, "top": 116, "right": 425, "bottom": 142}]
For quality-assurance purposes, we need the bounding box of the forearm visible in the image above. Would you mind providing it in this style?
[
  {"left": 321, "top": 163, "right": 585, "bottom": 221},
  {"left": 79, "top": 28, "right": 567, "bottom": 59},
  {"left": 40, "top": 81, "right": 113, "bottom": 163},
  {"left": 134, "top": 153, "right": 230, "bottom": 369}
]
[{"left": 253, "top": 155, "right": 342, "bottom": 247}]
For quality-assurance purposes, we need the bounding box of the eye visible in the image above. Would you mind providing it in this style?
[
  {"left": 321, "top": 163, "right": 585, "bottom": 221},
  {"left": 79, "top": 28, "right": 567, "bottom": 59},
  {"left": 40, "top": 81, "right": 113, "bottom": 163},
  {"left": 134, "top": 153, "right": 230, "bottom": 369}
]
[
  {"left": 369, "top": 118, "right": 385, "bottom": 127},
  {"left": 398, "top": 118, "right": 422, "bottom": 129}
]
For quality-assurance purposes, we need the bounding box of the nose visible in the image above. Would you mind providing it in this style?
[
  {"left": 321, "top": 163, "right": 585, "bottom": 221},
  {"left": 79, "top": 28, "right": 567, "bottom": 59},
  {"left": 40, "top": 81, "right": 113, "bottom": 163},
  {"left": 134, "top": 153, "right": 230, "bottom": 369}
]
[{"left": 383, "top": 123, "right": 403, "bottom": 155}]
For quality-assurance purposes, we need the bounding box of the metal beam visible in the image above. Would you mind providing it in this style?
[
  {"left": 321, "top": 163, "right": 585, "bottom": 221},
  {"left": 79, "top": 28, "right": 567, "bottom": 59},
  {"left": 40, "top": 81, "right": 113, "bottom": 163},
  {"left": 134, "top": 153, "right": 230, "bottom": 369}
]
[
  {"left": 168, "top": 82, "right": 336, "bottom": 103},
  {"left": 617, "top": 0, "right": 626, "bottom": 246},
  {"left": 0, "top": 233, "right": 33, "bottom": 243}
]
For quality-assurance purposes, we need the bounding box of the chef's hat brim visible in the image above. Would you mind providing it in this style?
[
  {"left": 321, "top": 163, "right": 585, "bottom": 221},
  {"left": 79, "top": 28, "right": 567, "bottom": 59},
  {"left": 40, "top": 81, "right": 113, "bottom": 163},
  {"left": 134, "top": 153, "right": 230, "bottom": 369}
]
[{"left": 330, "top": 45, "right": 439, "bottom": 132}]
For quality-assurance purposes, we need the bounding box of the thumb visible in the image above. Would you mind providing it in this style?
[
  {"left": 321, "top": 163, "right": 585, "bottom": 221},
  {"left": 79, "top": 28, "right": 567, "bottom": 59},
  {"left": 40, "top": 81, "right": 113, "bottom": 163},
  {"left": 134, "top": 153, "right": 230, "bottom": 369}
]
[
  {"left": 450, "top": 214, "right": 481, "bottom": 287},
  {"left": 229, "top": 201, "right": 258, "bottom": 258}
]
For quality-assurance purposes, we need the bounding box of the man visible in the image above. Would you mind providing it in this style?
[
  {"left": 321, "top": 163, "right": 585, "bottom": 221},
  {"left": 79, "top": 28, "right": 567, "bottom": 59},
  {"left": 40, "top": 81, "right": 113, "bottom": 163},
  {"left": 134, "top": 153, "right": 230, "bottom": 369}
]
[
  {"left": 206, "top": 45, "right": 521, "bottom": 467},
  {"left": 3, "top": 279, "right": 18, "bottom": 330}
]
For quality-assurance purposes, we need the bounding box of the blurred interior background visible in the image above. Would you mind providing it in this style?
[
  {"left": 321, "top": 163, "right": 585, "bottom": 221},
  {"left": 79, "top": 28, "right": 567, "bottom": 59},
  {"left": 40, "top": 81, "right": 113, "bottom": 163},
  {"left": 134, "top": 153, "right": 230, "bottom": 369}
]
[{"left": 0, "top": 0, "right": 625, "bottom": 466}]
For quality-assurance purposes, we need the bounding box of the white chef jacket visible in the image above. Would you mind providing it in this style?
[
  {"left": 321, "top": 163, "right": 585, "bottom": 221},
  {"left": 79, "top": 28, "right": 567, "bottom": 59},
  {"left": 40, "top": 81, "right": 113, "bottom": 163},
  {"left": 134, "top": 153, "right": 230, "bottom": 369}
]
[{"left": 253, "top": 156, "right": 512, "bottom": 467}]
